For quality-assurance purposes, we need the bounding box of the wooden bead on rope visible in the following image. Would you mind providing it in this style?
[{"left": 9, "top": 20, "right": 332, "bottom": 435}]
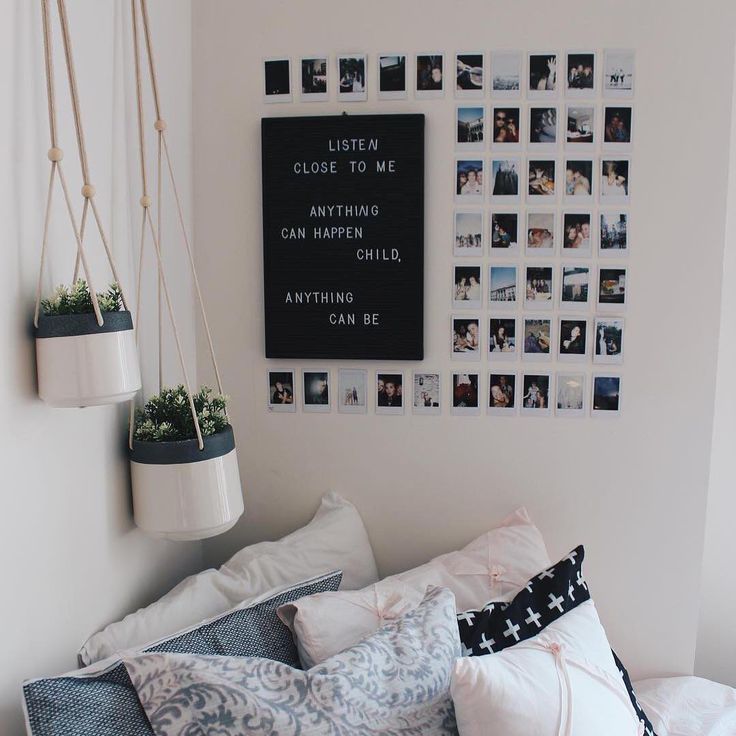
[
  {"left": 47, "top": 147, "right": 64, "bottom": 162},
  {"left": 140, "top": 195, "right": 152, "bottom": 208},
  {"left": 153, "top": 119, "right": 167, "bottom": 131},
  {"left": 81, "top": 184, "right": 95, "bottom": 198}
]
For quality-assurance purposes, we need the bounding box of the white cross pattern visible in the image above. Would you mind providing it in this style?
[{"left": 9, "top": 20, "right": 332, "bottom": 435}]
[
  {"left": 565, "top": 550, "right": 579, "bottom": 565},
  {"left": 538, "top": 567, "right": 555, "bottom": 580},
  {"left": 461, "top": 643, "right": 473, "bottom": 657},
  {"left": 576, "top": 570, "right": 588, "bottom": 590},
  {"left": 568, "top": 583, "right": 576, "bottom": 601},
  {"left": 525, "top": 607, "right": 542, "bottom": 628},
  {"left": 503, "top": 618, "right": 521, "bottom": 642},
  {"left": 479, "top": 632, "right": 496, "bottom": 653},
  {"left": 525, "top": 581, "right": 534, "bottom": 593},
  {"left": 548, "top": 593, "right": 565, "bottom": 613},
  {"left": 457, "top": 611, "right": 476, "bottom": 626}
]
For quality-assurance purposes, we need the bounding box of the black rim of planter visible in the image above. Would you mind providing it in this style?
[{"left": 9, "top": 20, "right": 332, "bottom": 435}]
[
  {"left": 130, "top": 425, "right": 235, "bottom": 465},
  {"left": 35, "top": 311, "right": 134, "bottom": 338}
]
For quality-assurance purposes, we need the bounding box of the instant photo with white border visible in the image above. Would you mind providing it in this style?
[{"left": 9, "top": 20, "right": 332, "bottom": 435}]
[
  {"left": 555, "top": 372, "right": 587, "bottom": 417},
  {"left": 564, "top": 159, "right": 595, "bottom": 204},
  {"left": 375, "top": 371, "right": 404, "bottom": 415},
  {"left": 520, "top": 372, "right": 553, "bottom": 416},
  {"left": 565, "top": 50, "right": 597, "bottom": 98},
  {"left": 488, "top": 371, "right": 518, "bottom": 415},
  {"left": 488, "top": 315, "right": 518, "bottom": 361},
  {"left": 525, "top": 210, "right": 557, "bottom": 257},
  {"left": 412, "top": 371, "right": 442, "bottom": 415},
  {"left": 602, "top": 104, "right": 634, "bottom": 151},
  {"left": 603, "top": 49, "right": 635, "bottom": 98},
  {"left": 557, "top": 317, "right": 589, "bottom": 363},
  {"left": 415, "top": 52, "right": 445, "bottom": 99},
  {"left": 456, "top": 105, "right": 486, "bottom": 152},
  {"left": 454, "top": 209, "right": 484, "bottom": 257},
  {"left": 524, "top": 264, "right": 555, "bottom": 311},
  {"left": 302, "top": 369, "right": 331, "bottom": 413},
  {"left": 490, "top": 105, "right": 522, "bottom": 151},
  {"left": 455, "top": 51, "right": 485, "bottom": 99},
  {"left": 527, "top": 158, "right": 559, "bottom": 204},
  {"left": 522, "top": 316, "right": 554, "bottom": 362},
  {"left": 489, "top": 210, "right": 520, "bottom": 255},
  {"left": 451, "top": 315, "right": 481, "bottom": 361},
  {"left": 455, "top": 158, "right": 484, "bottom": 204},
  {"left": 597, "top": 265, "right": 628, "bottom": 312},
  {"left": 491, "top": 49, "right": 523, "bottom": 98},
  {"left": 565, "top": 104, "right": 596, "bottom": 151},
  {"left": 377, "top": 53, "right": 408, "bottom": 100},
  {"left": 488, "top": 264, "right": 519, "bottom": 311},
  {"left": 528, "top": 51, "right": 560, "bottom": 99},
  {"left": 299, "top": 56, "right": 329, "bottom": 102},
  {"left": 599, "top": 210, "right": 630, "bottom": 257},
  {"left": 452, "top": 264, "right": 483, "bottom": 310},
  {"left": 528, "top": 105, "right": 559, "bottom": 151},
  {"left": 451, "top": 371, "right": 481, "bottom": 416},
  {"left": 337, "top": 368, "right": 368, "bottom": 414},
  {"left": 263, "top": 58, "right": 292, "bottom": 103},
  {"left": 591, "top": 374, "right": 623, "bottom": 417},
  {"left": 561, "top": 210, "right": 593, "bottom": 257},
  {"left": 593, "top": 316, "right": 625, "bottom": 365},
  {"left": 490, "top": 157, "right": 522, "bottom": 203},
  {"left": 558, "top": 264, "right": 592, "bottom": 311},
  {"left": 336, "top": 54, "right": 368, "bottom": 101},
  {"left": 267, "top": 370, "right": 296, "bottom": 412},
  {"left": 600, "top": 157, "right": 631, "bottom": 204}
]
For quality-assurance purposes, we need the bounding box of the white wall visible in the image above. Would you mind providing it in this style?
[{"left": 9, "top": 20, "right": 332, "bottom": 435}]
[
  {"left": 0, "top": 1, "right": 201, "bottom": 733},
  {"left": 193, "top": 0, "right": 736, "bottom": 682},
  {"left": 695, "top": 55, "right": 736, "bottom": 687}
]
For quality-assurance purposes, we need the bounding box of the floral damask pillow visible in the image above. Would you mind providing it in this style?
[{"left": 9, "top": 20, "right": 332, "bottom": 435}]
[{"left": 124, "top": 586, "right": 460, "bottom": 736}]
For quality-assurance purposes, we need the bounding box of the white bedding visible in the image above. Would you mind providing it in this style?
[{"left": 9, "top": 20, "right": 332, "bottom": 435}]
[{"left": 635, "top": 676, "right": 736, "bottom": 736}]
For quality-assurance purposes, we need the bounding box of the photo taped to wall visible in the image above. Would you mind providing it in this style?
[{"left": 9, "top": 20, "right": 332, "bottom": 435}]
[
  {"left": 560, "top": 265, "right": 590, "bottom": 310},
  {"left": 268, "top": 370, "right": 296, "bottom": 412},
  {"left": 592, "top": 374, "right": 622, "bottom": 415},
  {"left": 529, "top": 106, "right": 558, "bottom": 146},
  {"left": 491, "top": 158, "right": 521, "bottom": 201},
  {"left": 453, "top": 264, "right": 482, "bottom": 309},
  {"left": 337, "top": 54, "right": 367, "bottom": 101},
  {"left": 566, "top": 105, "right": 595, "bottom": 148},
  {"left": 521, "top": 372, "right": 552, "bottom": 415},
  {"left": 456, "top": 106, "right": 485, "bottom": 150},
  {"left": 338, "top": 368, "right": 368, "bottom": 414},
  {"left": 603, "top": 106, "right": 633, "bottom": 147},
  {"left": 600, "top": 211, "right": 629, "bottom": 255},
  {"left": 598, "top": 266, "right": 627, "bottom": 310},
  {"left": 489, "top": 265, "right": 518, "bottom": 308},
  {"left": 565, "top": 159, "right": 593, "bottom": 200},
  {"left": 455, "top": 158, "right": 484, "bottom": 202},
  {"left": 376, "top": 372, "right": 404, "bottom": 414},
  {"left": 416, "top": 53, "right": 444, "bottom": 97},
  {"left": 528, "top": 159, "right": 557, "bottom": 200},
  {"left": 300, "top": 57, "right": 328, "bottom": 100},
  {"left": 491, "top": 50, "right": 522, "bottom": 97},
  {"left": 603, "top": 49, "right": 635, "bottom": 97},
  {"left": 413, "top": 372, "right": 441, "bottom": 415},
  {"left": 558, "top": 318, "right": 588, "bottom": 361},
  {"left": 566, "top": 51, "right": 596, "bottom": 95},
  {"left": 378, "top": 54, "right": 407, "bottom": 99},
  {"left": 525, "top": 265, "right": 554, "bottom": 309},
  {"left": 528, "top": 52, "right": 558, "bottom": 97},
  {"left": 526, "top": 211, "right": 556, "bottom": 255},
  {"left": 562, "top": 212, "right": 592, "bottom": 254},
  {"left": 452, "top": 371, "right": 480, "bottom": 415},
  {"left": 303, "top": 370, "right": 330, "bottom": 412},
  {"left": 452, "top": 316, "right": 481, "bottom": 359},
  {"left": 456, "top": 52, "right": 484, "bottom": 97},
  {"left": 556, "top": 372, "right": 587, "bottom": 416},
  {"left": 489, "top": 372, "right": 517, "bottom": 414},
  {"left": 492, "top": 106, "right": 521, "bottom": 148},
  {"left": 489, "top": 316, "right": 517, "bottom": 359},
  {"left": 601, "top": 158, "right": 630, "bottom": 202},
  {"left": 594, "top": 317, "right": 625, "bottom": 364},
  {"left": 523, "top": 317, "right": 553, "bottom": 361},
  {"left": 263, "top": 58, "right": 291, "bottom": 102},
  {"left": 454, "top": 210, "right": 484, "bottom": 256},
  {"left": 490, "top": 211, "right": 519, "bottom": 252}
]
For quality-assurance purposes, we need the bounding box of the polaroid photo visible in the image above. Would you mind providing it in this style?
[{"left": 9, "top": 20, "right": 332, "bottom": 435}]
[
  {"left": 528, "top": 52, "right": 559, "bottom": 98},
  {"left": 600, "top": 158, "right": 631, "bottom": 204},
  {"left": 456, "top": 106, "right": 485, "bottom": 151},
  {"left": 522, "top": 317, "right": 553, "bottom": 362},
  {"left": 597, "top": 266, "right": 627, "bottom": 311},
  {"left": 337, "top": 54, "right": 367, "bottom": 101},
  {"left": 338, "top": 368, "right": 368, "bottom": 414},
  {"left": 378, "top": 54, "right": 407, "bottom": 100},
  {"left": 556, "top": 372, "right": 587, "bottom": 417},
  {"left": 559, "top": 265, "right": 591, "bottom": 311},
  {"left": 603, "top": 105, "right": 633, "bottom": 149},
  {"left": 453, "top": 264, "right": 482, "bottom": 309},
  {"left": 268, "top": 370, "right": 296, "bottom": 412},
  {"left": 491, "top": 106, "right": 521, "bottom": 149},
  {"left": 488, "top": 371, "right": 517, "bottom": 415},
  {"left": 490, "top": 158, "right": 521, "bottom": 202},
  {"left": 594, "top": 317, "right": 625, "bottom": 365},
  {"left": 524, "top": 265, "right": 554, "bottom": 310},
  {"left": 416, "top": 53, "right": 444, "bottom": 98},
  {"left": 564, "top": 159, "right": 594, "bottom": 202},
  {"left": 527, "top": 159, "right": 558, "bottom": 202},
  {"left": 454, "top": 210, "right": 484, "bottom": 257},
  {"left": 375, "top": 372, "right": 404, "bottom": 415},
  {"left": 302, "top": 370, "right": 330, "bottom": 413},
  {"left": 263, "top": 58, "right": 291, "bottom": 103},
  {"left": 413, "top": 372, "right": 441, "bottom": 415},
  {"left": 558, "top": 317, "right": 589, "bottom": 361},
  {"left": 455, "top": 158, "right": 484, "bottom": 203},
  {"left": 489, "top": 264, "right": 518, "bottom": 310},
  {"left": 491, "top": 50, "right": 522, "bottom": 98},
  {"left": 300, "top": 57, "right": 328, "bottom": 101},
  {"left": 456, "top": 52, "right": 484, "bottom": 98},
  {"left": 562, "top": 211, "right": 593, "bottom": 256},
  {"left": 452, "top": 316, "right": 481, "bottom": 360},
  {"left": 603, "top": 49, "right": 635, "bottom": 98},
  {"left": 592, "top": 374, "right": 623, "bottom": 416},
  {"left": 489, "top": 316, "right": 517, "bottom": 360},
  {"left": 599, "top": 211, "right": 629, "bottom": 256},
  {"left": 490, "top": 211, "right": 520, "bottom": 254},
  {"left": 526, "top": 211, "right": 556, "bottom": 256},
  {"left": 452, "top": 372, "right": 480, "bottom": 416},
  {"left": 566, "top": 105, "right": 595, "bottom": 149},
  {"left": 521, "top": 372, "right": 552, "bottom": 416},
  {"left": 528, "top": 106, "right": 558, "bottom": 150},
  {"left": 565, "top": 51, "right": 596, "bottom": 96}
]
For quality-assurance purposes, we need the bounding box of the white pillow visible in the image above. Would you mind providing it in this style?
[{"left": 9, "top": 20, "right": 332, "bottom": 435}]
[
  {"left": 451, "top": 601, "right": 643, "bottom": 736},
  {"left": 278, "top": 507, "right": 550, "bottom": 668},
  {"left": 78, "top": 492, "right": 378, "bottom": 665}
]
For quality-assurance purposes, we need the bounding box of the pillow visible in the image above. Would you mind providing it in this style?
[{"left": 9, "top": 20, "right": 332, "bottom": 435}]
[
  {"left": 451, "top": 602, "right": 643, "bottom": 736},
  {"left": 124, "top": 586, "right": 461, "bottom": 736},
  {"left": 23, "top": 572, "right": 342, "bottom": 736},
  {"left": 456, "top": 546, "right": 656, "bottom": 736},
  {"left": 278, "top": 506, "right": 550, "bottom": 667},
  {"left": 78, "top": 491, "right": 377, "bottom": 665}
]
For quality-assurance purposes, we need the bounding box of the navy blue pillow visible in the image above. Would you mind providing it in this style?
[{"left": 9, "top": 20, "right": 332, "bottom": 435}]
[{"left": 23, "top": 570, "right": 342, "bottom": 736}]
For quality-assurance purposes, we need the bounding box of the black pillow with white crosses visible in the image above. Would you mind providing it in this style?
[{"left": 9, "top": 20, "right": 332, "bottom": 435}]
[{"left": 456, "top": 545, "right": 656, "bottom": 736}]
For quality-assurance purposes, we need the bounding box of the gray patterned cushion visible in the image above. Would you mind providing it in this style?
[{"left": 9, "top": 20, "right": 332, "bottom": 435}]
[
  {"left": 124, "top": 586, "right": 460, "bottom": 736},
  {"left": 22, "top": 571, "right": 342, "bottom": 736}
]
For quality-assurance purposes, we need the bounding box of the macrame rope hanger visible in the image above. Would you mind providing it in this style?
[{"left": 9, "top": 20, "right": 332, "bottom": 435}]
[
  {"left": 128, "top": 0, "right": 228, "bottom": 451},
  {"left": 35, "top": 0, "right": 131, "bottom": 329}
]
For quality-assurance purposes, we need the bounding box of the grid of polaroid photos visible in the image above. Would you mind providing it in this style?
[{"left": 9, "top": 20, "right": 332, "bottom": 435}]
[{"left": 263, "top": 50, "right": 632, "bottom": 418}]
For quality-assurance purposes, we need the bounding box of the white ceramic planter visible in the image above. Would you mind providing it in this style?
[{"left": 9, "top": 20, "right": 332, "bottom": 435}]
[
  {"left": 130, "top": 425, "right": 244, "bottom": 541},
  {"left": 35, "top": 311, "right": 141, "bottom": 408}
]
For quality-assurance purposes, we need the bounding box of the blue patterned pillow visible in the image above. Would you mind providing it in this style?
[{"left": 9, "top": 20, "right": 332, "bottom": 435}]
[
  {"left": 22, "top": 571, "right": 342, "bottom": 736},
  {"left": 124, "top": 586, "right": 461, "bottom": 736}
]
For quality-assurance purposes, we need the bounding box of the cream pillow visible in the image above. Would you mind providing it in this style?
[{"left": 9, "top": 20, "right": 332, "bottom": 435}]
[{"left": 278, "top": 507, "right": 550, "bottom": 668}]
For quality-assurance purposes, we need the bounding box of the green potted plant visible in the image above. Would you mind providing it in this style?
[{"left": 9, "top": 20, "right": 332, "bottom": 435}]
[
  {"left": 35, "top": 280, "right": 141, "bottom": 407},
  {"left": 129, "top": 385, "right": 243, "bottom": 541}
]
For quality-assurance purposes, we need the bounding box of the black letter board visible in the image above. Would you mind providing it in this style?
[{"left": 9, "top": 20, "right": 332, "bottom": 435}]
[{"left": 261, "top": 114, "right": 424, "bottom": 359}]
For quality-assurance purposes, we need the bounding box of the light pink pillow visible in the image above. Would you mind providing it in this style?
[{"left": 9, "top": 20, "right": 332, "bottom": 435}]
[{"left": 278, "top": 507, "right": 550, "bottom": 668}]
